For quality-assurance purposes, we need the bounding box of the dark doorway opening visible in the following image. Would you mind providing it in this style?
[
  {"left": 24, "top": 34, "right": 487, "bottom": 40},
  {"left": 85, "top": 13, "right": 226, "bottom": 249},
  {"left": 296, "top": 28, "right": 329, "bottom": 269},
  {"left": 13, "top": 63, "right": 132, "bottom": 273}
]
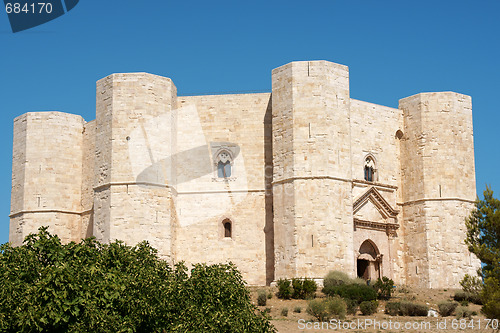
[{"left": 357, "top": 259, "right": 370, "bottom": 279}]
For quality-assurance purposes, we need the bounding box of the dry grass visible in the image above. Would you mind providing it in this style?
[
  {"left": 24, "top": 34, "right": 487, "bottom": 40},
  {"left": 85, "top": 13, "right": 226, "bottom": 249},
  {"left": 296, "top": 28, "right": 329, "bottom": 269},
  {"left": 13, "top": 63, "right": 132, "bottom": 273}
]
[{"left": 248, "top": 286, "right": 485, "bottom": 333}]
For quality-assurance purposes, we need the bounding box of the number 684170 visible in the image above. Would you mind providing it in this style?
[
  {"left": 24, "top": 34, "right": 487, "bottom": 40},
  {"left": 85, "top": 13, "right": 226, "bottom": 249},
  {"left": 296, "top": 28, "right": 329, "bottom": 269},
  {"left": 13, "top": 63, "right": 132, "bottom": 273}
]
[{"left": 5, "top": 2, "right": 53, "bottom": 14}]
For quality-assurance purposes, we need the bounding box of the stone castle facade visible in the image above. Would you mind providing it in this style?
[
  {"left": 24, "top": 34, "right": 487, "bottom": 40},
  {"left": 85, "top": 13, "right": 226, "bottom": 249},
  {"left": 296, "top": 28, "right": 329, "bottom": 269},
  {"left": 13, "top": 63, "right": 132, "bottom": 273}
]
[{"left": 10, "top": 60, "right": 480, "bottom": 288}]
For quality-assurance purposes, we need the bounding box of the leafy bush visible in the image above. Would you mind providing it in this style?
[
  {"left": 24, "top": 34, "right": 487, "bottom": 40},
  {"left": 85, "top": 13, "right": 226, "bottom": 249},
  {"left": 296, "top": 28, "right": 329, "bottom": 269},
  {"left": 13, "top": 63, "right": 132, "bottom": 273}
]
[
  {"left": 325, "top": 297, "right": 347, "bottom": 319},
  {"left": 291, "top": 278, "right": 317, "bottom": 299},
  {"left": 454, "top": 291, "right": 468, "bottom": 302},
  {"left": 281, "top": 308, "right": 288, "bottom": 317},
  {"left": 276, "top": 278, "right": 292, "bottom": 299},
  {"left": 307, "top": 297, "right": 346, "bottom": 321},
  {"left": 454, "top": 291, "right": 482, "bottom": 305},
  {"left": 438, "top": 301, "right": 458, "bottom": 317},
  {"left": 385, "top": 301, "right": 429, "bottom": 316},
  {"left": 345, "top": 299, "right": 358, "bottom": 315},
  {"left": 257, "top": 290, "right": 267, "bottom": 306},
  {"left": 460, "top": 274, "right": 483, "bottom": 295},
  {"left": 456, "top": 306, "right": 474, "bottom": 319},
  {"left": 302, "top": 278, "right": 318, "bottom": 299},
  {"left": 385, "top": 302, "right": 401, "bottom": 316},
  {"left": 373, "top": 276, "right": 394, "bottom": 300},
  {"left": 352, "top": 277, "right": 367, "bottom": 285},
  {"left": 360, "top": 301, "right": 378, "bottom": 315},
  {"left": 323, "top": 271, "right": 352, "bottom": 289},
  {"left": 0, "top": 227, "right": 276, "bottom": 333},
  {"left": 307, "top": 299, "right": 330, "bottom": 322},
  {"left": 400, "top": 302, "right": 429, "bottom": 316},
  {"left": 267, "top": 291, "right": 273, "bottom": 299},
  {"left": 323, "top": 283, "right": 377, "bottom": 304},
  {"left": 293, "top": 306, "right": 302, "bottom": 313},
  {"left": 468, "top": 293, "right": 483, "bottom": 305}
]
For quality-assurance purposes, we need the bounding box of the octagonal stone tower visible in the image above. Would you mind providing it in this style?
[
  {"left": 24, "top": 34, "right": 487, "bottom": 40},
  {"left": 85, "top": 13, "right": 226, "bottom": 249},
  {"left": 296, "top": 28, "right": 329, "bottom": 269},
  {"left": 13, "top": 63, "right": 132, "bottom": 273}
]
[
  {"left": 399, "top": 92, "right": 481, "bottom": 288},
  {"left": 272, "top": 61, "right": 355, "bottom": 279}
]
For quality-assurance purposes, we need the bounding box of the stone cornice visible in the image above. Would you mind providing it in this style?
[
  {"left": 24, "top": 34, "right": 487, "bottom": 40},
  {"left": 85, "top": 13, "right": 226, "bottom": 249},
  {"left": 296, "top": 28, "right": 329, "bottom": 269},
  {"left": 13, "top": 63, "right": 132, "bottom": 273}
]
[
  {"left": 354, "top": 218, "right": 400, "bottom": 231},
  {"left": 398, "top": 197, "right": 476, "bottom": 206},
  {"left": 10, "top": 209, "right": 93, "bottom": 218}
]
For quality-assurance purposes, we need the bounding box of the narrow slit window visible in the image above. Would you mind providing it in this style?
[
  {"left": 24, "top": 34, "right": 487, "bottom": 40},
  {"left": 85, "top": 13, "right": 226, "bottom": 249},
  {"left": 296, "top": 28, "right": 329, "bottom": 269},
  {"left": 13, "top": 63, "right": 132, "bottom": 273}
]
[{"left": 223, "top": 220, "right": 232, "bottom": 238}]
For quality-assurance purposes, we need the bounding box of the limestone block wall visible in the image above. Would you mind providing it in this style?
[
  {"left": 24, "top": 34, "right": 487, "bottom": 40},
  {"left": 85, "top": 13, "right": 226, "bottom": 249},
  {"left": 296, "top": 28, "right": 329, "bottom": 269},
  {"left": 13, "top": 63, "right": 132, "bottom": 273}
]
[
  {"left": 81, "top": 120, "right": 96, "bottom": 239},
  {"left": 10, "top": 112, "right": 84, "bottom": 245},
  {"left": 350, "top": 99, "right": 402, "bottom": 186},
  {"left": 272, "top": 61, "right": 354, "bottom": 279},
  {"left": 173, "top": 93, "right": 272, "bottom": 285},
  {"left": 349, "top": 99, "right": 405, "bottom": 282},
  {"left": 400, "top": 92, "right": 480, "bottom": 288}
]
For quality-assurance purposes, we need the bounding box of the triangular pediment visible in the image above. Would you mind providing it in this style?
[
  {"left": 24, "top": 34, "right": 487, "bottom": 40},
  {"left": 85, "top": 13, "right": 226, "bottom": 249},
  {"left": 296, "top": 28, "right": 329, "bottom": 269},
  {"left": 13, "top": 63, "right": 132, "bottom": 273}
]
[
  {"left": 353, "top": 187, "right": 399, "bottom": 219},
  {"left": 355, "top": 199, "right": 386, "bottom": 223}
]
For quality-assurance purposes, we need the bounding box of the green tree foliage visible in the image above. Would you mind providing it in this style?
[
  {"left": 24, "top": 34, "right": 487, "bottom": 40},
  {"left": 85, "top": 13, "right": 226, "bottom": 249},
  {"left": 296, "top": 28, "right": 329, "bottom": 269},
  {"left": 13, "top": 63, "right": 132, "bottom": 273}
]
[
  {"left": 0, "top": 227, "right": 275, "bottom": 332},
  {"left": 465, "top": 186, "right": 500, "bottom": 320}
]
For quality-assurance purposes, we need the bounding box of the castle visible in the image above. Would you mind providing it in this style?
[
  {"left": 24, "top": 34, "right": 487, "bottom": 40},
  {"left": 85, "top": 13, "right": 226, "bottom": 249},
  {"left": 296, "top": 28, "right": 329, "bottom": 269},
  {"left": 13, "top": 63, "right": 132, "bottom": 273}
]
[{"left": 10, "top": 60, "right": 480, "bottom": 288}]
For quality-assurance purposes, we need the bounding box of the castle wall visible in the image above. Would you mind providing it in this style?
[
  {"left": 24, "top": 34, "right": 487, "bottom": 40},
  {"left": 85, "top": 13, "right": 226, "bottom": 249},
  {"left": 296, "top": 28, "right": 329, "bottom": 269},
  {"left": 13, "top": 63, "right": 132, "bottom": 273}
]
[
  {"left": 10, "top": 112, "right": 84, "bottom": 245},
  {"left": 349, "top": 99, "right": 406, "bottom": 282},
  {"left": 173, "top": 93, "right": 272, "bottom": 285},
  {"left": 81, "top": 120, "right": 96, "bottom": 239}
]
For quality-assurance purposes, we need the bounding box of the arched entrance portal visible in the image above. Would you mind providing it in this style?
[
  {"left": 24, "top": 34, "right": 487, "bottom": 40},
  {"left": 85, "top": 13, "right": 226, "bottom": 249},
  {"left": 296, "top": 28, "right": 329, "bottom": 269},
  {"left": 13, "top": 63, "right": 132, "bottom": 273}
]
[{"left": 357, "top": 240, "right": 381, "bottom": 281}]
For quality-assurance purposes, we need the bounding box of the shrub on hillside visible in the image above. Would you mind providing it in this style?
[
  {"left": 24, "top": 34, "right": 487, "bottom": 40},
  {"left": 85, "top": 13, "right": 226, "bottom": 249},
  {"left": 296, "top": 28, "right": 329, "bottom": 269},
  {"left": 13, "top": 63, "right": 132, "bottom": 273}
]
[
  {"left": 385, "top": 302, "right": 401, "bottom": 316},
  {"left": 345, "top": 299, "right": 358, "bottom": 315},
  {"left": 456, "top": 306, "right": 474, "bottom": 319},
  {"left": 0, "top": 227, "right": 276, "bottom": 333},
  {"left": 454, "top": 291, "right": 482, "bottom": 305},
  {"left": 373, "top": 276, "right": 394, "bottom": 300},
  {"left": 385, "top": 301, "right": 429, "bottom": 316},
  {"left": 438, "top": 301, "right": 458, "bottom": 317},
  {"left": 323, "top": 283, "right": 377, "bottom": 304},
  {"left": 323, "top": 271, "right": 352, "bottom": 289},
  {"left": 276, "top": 278, "right": 292, "bottom": 299},
  {"left": 460, "top": 274, "right": 483, "bottom": 295},
  {"left": 302, "top": 278, "right": 318, "bottom": 298},
  {"left": 307, "top": 297, "right": 346, "bottom": 322},
  {"left": 257, "top": 290, "right": 267, "bottom": 306},
  {"left": 360, "top": 300, "right": 378, "bottom": 315},
  {"left": 291, "top": 278, "right": 317, "bottom": 299}
]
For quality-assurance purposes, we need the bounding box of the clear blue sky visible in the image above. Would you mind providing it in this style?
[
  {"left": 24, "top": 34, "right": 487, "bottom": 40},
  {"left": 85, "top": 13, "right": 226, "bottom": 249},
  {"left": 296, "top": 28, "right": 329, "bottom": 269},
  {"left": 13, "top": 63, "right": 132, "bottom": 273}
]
[{"left": 0, "top": 0, "right": 499, "bottom": 245}]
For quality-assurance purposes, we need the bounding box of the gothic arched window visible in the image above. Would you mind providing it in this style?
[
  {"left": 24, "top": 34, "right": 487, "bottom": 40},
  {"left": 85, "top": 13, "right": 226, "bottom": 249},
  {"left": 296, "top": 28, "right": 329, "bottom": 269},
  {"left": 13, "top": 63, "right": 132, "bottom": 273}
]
[
  {"left": 217, "top": 150, "right": 232, "bottom": 178},
  {"left": 364, "top": 156, "right": 376, "bottom": 182}
]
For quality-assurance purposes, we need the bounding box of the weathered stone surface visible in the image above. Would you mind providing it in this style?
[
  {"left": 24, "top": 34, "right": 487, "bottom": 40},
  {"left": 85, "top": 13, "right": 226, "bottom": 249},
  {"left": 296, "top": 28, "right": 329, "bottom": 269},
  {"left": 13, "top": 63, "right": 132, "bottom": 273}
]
[{"left": 9, "top": 61, "right": 480, "bottom": 287}]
